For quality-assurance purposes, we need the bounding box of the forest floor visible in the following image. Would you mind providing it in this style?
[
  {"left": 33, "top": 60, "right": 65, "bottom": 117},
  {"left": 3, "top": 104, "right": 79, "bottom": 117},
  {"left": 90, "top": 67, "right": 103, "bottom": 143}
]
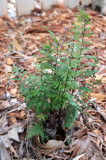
[{"left": 0, "top": 1, "right": 106, "bottom": 160}]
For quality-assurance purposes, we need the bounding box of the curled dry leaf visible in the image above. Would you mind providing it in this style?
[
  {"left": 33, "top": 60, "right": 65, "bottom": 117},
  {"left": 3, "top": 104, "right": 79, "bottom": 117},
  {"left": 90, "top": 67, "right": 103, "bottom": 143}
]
[
  {"left": 35, "top": 136, "right": 65, "bottom": 149},
  {"left": 45, "top": 139, "right": 64, "bottom": 149},
  {"left": 9, "top": 144, "right": 18, "bottom": 158}
]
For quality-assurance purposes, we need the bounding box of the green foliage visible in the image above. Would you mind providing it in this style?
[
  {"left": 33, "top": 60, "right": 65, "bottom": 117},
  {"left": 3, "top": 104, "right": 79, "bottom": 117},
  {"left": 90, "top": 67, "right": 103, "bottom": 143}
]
[
  {"left": 13, "top": 8, "right": 98, "bottom": 140},
  {"left": 27, "top": 123, "right": 45, "bottom": 141}
]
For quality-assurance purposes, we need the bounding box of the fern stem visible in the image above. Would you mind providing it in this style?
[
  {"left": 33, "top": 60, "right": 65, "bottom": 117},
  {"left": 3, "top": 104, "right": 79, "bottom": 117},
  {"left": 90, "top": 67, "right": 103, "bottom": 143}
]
[{"left": 58, "top": 41, "right": 75, "bottom": 124}]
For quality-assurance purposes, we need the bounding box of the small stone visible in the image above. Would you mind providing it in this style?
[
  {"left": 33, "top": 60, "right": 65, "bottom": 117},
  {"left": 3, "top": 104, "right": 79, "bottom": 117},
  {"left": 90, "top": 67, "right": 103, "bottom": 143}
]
[{"left": 2, "top": 93, "right": 8, "bottom": 100}]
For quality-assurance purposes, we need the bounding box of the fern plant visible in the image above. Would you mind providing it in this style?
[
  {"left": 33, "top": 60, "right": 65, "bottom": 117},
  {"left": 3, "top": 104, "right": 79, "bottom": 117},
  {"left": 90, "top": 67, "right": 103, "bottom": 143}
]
[{"left": 13, "top": 8, "right": 98, "bottom": 140}]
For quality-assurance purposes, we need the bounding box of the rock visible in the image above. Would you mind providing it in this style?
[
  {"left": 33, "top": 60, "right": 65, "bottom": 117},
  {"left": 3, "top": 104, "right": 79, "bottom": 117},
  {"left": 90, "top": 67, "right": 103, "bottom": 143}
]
[
  {"left": 16, "top": 0, "right": 34, "bottom": 16},
  {"left": 2, "top": 93, "right": 8, "bottom": 101},
  {"left": 0, "top": 0, "right": 7, "bottom": 17},
  {"left": 64, "top": 0, "right": 80, "bottom": 9},
  {"left": 81, "top": 0, "right": 92, "bottom": 7},
  {"left": 40, "top": 0, "right": 57, "bottom": 10},
  {"left": 102, "top": 5, "right": 106, "bottom": 15},
  {"left": 92, "top": 0, "right": 106, "bottom": 15}
]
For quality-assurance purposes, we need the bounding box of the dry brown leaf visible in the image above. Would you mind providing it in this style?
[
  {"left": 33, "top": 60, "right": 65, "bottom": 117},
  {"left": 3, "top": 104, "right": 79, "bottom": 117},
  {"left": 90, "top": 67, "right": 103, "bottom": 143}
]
[
  {"left": 72, "top": 134, "right": 91, "bottom": 158},
  {"left": 90, "top": 93, "right": 106, "bottom": 100},
  {"left": 46, "top": 153, "right": 64, "bottom": 159},
  {"left": 25, "top": 24, "right": 64, "bottom": 33},
  {"left": 0, "top": 100, "right": 11, "bottom": 110},
  {"left": 73, "top": 153, "right": 85, "bottom": 160},
  {"left": 10, "top": 87, "right": 18, "bottom": 95},
  {"left": 86, "top": 10, "right": 98, "bottom": 16},
  {"left": 13, "top": 39, "right": 23, "bottom": 52},
  {"left": 5, "top": 65, "right": 12, "bottom": 73},
  {"left": 73, "top": 128, "right": 89, "bottom": 139},
  {"left": 9, "top": 144, "right": 18, "bottom": 158},
  {"left": 35, "top": 136, "right": 65, "bottom": 149},
  {"left": 95, "top": 74, "right": 103, "bottom": 80},
  {"left": 19, "top": 110, "right": 26, "bottom": 119},
  {"left": 8, "top": 111, "right": 25, "bottom": 120},
  {"left": 0, "top": 142, "right": 11, "bottom": 160},
  {"left": 104, "top": 135, "right": 106, "bottom": 142},
  {"left": 6, "top": 58, "right": 13, "bottom": 65},
  {"left": 85, "top": 143, "right": 105, "bottom": 160},
  {"left": 93, "top": 129, "right": 101, "bottom": 136},
  {"left": 102, "top": 77, "right": 106, "bottom": 83},
  {"left": 90, "top": 154, "right": 105, "bottom": 160},
  {"left": 10, "top": 117, "right": 17, "bottom": 124},
  {"left": 45, "top": 140, "right": 64, "bottom": 149}
]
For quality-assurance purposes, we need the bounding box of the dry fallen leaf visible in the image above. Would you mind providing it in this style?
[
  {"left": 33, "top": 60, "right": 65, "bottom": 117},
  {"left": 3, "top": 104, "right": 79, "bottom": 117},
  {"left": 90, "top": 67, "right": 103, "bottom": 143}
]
[
  {"left": 8, "top": 126, "right": 24, "bottom": 142},
  {"left": 10, "top": 117, "right": 17, "bottom": 124},
  {"left": 6, "top": 58, "right": 13, "bottom": 65},
  {"left": 90, "top": 93, "right": 106, "bottom": 100},
  {"left": 9, "top": 144, "right": 18, "bottom": 158},
  {"left": 0, "top": 100, "right": 11, "bottom": 110},
  {"left": 10, "top": 87, "right": 18, "bottom": 95},
  {"left": 19, "top": 110, "right": 26, "bottom": 119},
  {"left": 93, "top": 129, "right": 101, "bottom": 136},
  {"left": 4, "top": 65, "right": 12, "bottom": 73},
  {"left": 13, "top": 39, "right": 23, "bottom": 52},
  {"left": 102, "top": 77, "right": 106, "bottom": 83},
  {"left": 85, "top": 143, "right": 105, "bottom": 160},
  {"left": 25, "top": 24, "right": 64, "bottom": 33},
  {"left": 95, "top": 74, "right": 103, "bottom": 80},
  {"left": 73, "top": 153, "right": 85, "bottom": 160},
  {"left": 35, "top": 136, "right": 65, "bottom": 149},
  {"left": 72, "top": 134, "right": 91, "bottom": 158},
  {"left": 0, "top": 121, "right": 26, "bottom": 148},
  {"left": 45, "top": 140, "right": 64, "bottom": 149},
  {"left": 73, "top": 128, "right": 89, "bottom": 139},
  {"left": 0, "top": 142, "right": 11, "bottom": 160},
  {"left": 8, "top": 110, "right": 26, "bottom": 120}
]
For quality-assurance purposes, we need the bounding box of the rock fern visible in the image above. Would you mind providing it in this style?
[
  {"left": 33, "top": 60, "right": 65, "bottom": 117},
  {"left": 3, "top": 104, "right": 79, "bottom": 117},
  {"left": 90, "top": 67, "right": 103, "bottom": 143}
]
[{"left": 13, "top": 8, "right": 98, "bottom": 140}]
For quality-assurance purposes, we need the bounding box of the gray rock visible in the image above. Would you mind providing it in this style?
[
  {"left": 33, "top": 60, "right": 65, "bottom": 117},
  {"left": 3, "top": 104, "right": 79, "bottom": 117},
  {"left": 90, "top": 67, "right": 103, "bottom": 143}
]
[
  {"left": 16, "top": 0, "right": 34, "bottom": 16},
  {"left": 0, "top": 0, "right": 7, "bottom": 17},
  {"left": 64, "top": 0, "right": 80, "bottom": 9},
  {"left": 81, "top": 0, "right": 92, "bottom": 7},
  {"left": 92, "top": 0, "right": 106, "bottom": 15},
  {"left": 40, "top": 0, "right": 57, "bottom": 10}
]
